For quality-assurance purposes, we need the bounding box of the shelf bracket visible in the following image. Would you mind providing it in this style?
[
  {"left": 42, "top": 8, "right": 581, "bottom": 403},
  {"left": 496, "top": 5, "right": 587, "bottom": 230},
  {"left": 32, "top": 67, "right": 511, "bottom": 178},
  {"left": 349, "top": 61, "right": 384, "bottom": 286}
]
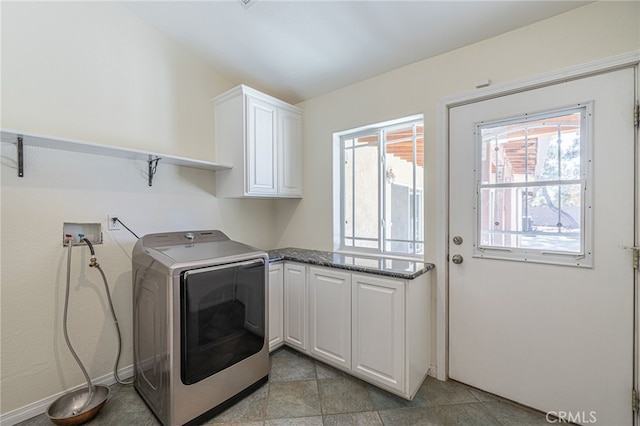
[
  {"left": 17, "top": 135, "right": 24, "bottom": 177},
  {"left": 148, "top": 155, "right": 161, "bottom": 187}
]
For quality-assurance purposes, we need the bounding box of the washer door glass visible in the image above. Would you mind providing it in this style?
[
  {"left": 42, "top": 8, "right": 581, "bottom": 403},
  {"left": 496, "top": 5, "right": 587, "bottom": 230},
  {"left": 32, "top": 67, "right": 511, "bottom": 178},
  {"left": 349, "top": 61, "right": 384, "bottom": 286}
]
[{"left": 180, "top": 258, "right": 266, "bottom": 385}]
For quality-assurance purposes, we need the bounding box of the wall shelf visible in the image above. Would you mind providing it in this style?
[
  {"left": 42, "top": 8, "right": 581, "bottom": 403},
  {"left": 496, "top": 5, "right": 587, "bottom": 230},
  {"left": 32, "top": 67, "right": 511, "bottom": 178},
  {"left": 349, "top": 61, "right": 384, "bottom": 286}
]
[{"left": 1, "top": 129, "right": 232, "bottom": 186}]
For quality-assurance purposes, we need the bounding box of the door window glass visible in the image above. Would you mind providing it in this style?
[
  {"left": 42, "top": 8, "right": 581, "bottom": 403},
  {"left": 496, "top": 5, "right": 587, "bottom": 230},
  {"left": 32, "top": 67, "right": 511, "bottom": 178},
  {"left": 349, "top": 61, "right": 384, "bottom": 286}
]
[{"left": 475, "top": 107, "right": 591, "bottom": 266}]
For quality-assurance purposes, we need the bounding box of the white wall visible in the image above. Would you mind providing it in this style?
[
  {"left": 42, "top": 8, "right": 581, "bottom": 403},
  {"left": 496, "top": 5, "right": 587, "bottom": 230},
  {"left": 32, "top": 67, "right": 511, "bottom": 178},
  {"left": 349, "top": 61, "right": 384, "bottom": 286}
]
[
  {"left": 276, "top": 1, "right": 640, "bottom": 256},
  {"left": 0, "top": 1, "right": 276, "bottom": 416}
]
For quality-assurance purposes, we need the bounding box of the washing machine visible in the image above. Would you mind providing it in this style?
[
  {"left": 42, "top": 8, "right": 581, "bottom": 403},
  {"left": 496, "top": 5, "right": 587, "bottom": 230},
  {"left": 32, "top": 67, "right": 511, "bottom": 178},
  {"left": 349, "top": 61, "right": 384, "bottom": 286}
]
[{"left": 132, "top": 230, "right": 269, "bottom": 426}]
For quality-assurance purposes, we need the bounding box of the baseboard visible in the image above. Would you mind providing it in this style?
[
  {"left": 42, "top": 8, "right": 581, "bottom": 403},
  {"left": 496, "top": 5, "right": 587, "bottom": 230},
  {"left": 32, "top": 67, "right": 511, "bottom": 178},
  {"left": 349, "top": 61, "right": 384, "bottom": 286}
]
[
  {"left": 428, "top": 365, "right": 438, "bottom": 379},
  {"left": 0, "top": 365, "right": 133, "bottom": 426}
]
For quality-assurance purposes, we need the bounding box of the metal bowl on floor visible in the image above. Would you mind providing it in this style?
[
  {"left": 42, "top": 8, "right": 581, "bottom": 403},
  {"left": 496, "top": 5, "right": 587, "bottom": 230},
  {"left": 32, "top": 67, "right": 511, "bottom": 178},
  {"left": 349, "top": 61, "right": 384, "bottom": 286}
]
[{"left": 46, "top": 385, "right": 110, "bottom": 426}]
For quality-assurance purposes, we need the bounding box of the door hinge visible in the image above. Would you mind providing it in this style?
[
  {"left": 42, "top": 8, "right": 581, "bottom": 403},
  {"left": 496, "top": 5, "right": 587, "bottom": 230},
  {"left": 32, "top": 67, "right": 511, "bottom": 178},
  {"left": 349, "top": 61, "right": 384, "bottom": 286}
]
[
  {"left": 633, "top": 388, "right": 639, "bottom": 412},
  {"left": 634, "top": 102, "right": 639, "bottom": 128}
]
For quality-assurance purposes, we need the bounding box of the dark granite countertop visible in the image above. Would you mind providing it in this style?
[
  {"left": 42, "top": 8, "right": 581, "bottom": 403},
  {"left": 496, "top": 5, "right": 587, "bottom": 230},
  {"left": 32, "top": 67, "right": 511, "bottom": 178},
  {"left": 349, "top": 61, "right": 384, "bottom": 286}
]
[{"left": 267, "top": 247, "right": 434, "bottom": 280}]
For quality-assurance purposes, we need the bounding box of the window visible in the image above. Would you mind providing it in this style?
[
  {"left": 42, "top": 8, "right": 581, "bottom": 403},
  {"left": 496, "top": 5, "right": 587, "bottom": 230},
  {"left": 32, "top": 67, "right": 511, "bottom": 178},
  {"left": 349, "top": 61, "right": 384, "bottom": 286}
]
[
  {"left": 475, "top": 106, "right": 592, "bottom": 266},
  {"left": 335, "top": 115, "right": 424, "bottom": 258}
]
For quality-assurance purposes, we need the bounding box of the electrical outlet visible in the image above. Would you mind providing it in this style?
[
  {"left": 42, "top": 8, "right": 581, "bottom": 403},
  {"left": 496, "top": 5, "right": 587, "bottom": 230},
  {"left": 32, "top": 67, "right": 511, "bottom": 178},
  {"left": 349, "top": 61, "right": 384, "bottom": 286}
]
[{"left": 108, "top": 214, "right": 120, "bottom": 231}]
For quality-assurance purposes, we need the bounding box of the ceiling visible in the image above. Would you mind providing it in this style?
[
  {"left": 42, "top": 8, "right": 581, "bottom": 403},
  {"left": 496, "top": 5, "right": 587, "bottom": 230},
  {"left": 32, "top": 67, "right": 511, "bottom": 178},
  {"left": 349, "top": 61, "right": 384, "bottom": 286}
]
[{"left": 121, "top": 0, "right": 589, "bottom": 104}]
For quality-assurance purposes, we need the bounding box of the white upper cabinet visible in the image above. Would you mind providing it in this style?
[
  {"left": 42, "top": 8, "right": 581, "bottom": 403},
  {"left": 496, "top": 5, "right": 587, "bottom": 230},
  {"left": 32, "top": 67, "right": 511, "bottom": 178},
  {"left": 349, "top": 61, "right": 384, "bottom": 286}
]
[
  {"left": 277, "top": 107, "right": 303, "bottom": 196},
  {"left": 213, "top": 85, "right": 303, "bottom": 198},
  {"left": 246, "top": 95, "right": 277, "bottom": 194}
]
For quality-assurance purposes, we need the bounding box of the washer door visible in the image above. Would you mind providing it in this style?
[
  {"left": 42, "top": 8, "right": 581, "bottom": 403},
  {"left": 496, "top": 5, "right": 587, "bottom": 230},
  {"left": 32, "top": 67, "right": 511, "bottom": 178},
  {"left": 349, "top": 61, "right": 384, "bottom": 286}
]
[{"left": 180, "top": 258, "right": 266, "bottom": 385}]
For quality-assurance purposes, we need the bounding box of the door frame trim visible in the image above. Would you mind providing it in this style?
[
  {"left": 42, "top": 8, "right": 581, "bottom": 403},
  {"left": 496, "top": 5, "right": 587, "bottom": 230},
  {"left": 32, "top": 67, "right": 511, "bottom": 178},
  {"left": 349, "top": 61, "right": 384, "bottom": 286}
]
[{"left": 435, "top": 50, "right": 640, "bottom": 383}]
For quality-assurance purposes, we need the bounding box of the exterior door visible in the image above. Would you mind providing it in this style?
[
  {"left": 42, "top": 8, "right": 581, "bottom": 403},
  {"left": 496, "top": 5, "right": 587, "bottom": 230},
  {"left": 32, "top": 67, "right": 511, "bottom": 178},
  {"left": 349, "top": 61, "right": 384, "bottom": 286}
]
[{"left": 449, "top": 68, "right": 636, "bottom": 425}]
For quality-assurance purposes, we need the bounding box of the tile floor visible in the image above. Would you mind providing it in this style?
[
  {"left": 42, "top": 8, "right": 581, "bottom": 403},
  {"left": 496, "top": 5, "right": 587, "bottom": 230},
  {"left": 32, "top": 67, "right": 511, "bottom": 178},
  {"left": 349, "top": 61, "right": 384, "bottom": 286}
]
[{"left": 18, "top": 346, "right": 550, "bottom": 425}]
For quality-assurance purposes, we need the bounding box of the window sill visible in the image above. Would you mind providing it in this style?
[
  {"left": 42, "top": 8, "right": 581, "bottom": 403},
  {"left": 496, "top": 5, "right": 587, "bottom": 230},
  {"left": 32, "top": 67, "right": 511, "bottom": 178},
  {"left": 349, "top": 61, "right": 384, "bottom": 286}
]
[{"left": 336, "top": 249, "right": 425, "bottom": 263}]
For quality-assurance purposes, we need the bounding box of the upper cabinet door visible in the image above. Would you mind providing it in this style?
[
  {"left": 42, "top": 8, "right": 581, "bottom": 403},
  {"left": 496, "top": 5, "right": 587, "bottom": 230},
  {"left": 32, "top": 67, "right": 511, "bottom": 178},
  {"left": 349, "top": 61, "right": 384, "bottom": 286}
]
[
  {"left": 246, "top": 95, "right": 277, "bottom": 195},
  {"left": 278, "top": 108, "right": 303, "bottom": 197}
]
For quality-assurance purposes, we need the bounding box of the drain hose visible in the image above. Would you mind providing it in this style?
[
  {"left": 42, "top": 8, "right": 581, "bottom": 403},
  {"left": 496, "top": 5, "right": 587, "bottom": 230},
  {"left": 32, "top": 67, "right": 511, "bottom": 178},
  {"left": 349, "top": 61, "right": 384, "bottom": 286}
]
[
  {"left": 63, "top": 240, "right": 94, "bottom": 414},
  {"left": 79, "top": 237, "right": 133, "bottom": 386},
  {"left": 94, "top": 263, "right": 134, "bottom": 385}
]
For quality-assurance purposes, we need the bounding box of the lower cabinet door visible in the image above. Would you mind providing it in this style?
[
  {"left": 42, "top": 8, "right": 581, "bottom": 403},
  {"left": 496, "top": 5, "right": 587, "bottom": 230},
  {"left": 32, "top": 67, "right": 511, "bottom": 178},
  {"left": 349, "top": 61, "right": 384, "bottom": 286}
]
[
  {"left": 283, "top": 263, "right": 307, "bottom": 351},
  {"left": 268, "top": 263, "right": 284, "bottom": 351},
  {"left": 352, "top": 273, "right": 406, "bottom": 393},
  {"left": 309, "top": 267, "right": 351, "bottom": 369}
]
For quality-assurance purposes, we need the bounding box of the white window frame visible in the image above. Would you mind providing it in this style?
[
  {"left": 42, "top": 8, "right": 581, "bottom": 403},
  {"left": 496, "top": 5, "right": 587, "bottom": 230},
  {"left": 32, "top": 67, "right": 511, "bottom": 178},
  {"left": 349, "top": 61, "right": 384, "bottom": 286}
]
[
  {"left": 473, "top": 104, "right": 593, "bottom": 267},
  {"left": 333, "top": 114, "right": 424, "bottom": 259}
]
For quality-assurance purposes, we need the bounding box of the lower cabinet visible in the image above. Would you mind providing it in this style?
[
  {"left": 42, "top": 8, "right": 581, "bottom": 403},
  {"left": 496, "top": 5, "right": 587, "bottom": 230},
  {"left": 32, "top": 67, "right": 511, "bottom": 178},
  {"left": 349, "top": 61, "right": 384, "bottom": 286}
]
[
  {"left": 268, "top": 263, "right": 284, "bottom": 352},
  {"left": 352, "top": 273, "right": 405, "bottom": 394},
  {"left": 274, "top": 261, "right": 430, "bottom": 400},
  {"left": 283, "top": 262, "right": 307, "bottom": 351},
  {"left": 309, "top": 267, "right": 351, "bottom": 370}
]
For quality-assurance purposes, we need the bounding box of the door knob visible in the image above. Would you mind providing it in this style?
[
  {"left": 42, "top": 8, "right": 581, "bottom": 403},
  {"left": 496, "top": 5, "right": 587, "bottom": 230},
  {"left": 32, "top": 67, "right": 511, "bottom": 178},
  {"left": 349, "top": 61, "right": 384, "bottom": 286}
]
[{"left": 451, "top": 254, "right": 463, "bottom": 264}]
